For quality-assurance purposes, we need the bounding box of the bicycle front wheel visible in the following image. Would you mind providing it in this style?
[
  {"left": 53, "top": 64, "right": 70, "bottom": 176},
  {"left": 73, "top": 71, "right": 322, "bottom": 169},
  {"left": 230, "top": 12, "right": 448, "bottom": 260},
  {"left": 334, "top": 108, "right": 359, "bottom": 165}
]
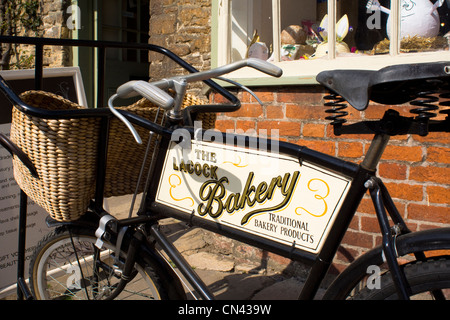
[{"left": 29, "top": 226, "right": 174, "bottom": 300}]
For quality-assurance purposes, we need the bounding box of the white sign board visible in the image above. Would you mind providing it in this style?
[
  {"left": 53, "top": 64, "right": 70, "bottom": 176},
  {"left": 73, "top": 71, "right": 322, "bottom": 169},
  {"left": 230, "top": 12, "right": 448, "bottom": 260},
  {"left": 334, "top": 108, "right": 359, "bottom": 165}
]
[
  {"left": 156, "top": 141, "right": 352, "bottom": 254},
  {"left": 0, "top": 124, "right": 52, "bottom": 296}
]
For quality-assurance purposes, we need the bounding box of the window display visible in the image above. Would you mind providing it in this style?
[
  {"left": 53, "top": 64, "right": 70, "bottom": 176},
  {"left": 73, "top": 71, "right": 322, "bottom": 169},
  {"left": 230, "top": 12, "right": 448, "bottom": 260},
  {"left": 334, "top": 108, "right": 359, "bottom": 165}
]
[
  {"left": 228, "top": 0, "right": 449, "bottom": 63},
  {"left": 369, "top": 0, "right": 449, "bottom": 53}
]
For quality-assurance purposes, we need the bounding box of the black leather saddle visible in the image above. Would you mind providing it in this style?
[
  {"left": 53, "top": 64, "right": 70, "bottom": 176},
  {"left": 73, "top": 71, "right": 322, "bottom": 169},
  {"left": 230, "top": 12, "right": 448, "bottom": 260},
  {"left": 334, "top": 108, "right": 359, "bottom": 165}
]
[{"left": 316, "top": 61, "right": 450, "bottom": 111}]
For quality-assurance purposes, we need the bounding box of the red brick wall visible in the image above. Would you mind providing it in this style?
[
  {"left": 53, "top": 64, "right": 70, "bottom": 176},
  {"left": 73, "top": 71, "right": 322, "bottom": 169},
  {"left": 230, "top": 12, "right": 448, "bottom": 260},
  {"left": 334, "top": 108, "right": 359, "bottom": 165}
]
[{"left": 211, "top": 86, "right": 450, "bottom": 273}]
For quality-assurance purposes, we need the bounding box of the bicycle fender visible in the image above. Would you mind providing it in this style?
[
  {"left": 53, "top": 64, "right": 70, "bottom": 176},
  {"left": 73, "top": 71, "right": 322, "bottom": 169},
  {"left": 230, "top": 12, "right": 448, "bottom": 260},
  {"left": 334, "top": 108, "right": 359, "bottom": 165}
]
[{"left": 323, "top": 227, "right": 450, "bottom": 300}]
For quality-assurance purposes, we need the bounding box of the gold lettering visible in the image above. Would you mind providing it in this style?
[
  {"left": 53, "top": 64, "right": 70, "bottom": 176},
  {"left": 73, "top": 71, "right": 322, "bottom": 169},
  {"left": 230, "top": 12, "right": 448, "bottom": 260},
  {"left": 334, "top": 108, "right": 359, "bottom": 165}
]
[
  {"left": 202, "top": 150, "right": 209, "bottom": 161},
  {"left": 194, "top": 163, "right": 202, "bottom": 176},
  {"left": 194, "top": 149, "right": 217, "bottom": 163},
  {"left": 255, "top": 181, "right": 268, "bottom": 203},
  {"left": 238, "top": 172, "right": 256, "bottom": 209},
  {"left": 172, "top": 158, "right": 218, "bottom": 180},
  {"left": 202, "top": 164, "right": 210, "bottom": 178},
  {"left": 196, "top": 171, "right": 301, "bottom": 225},
  {"left": 240, "top": 171, "right": 300, "bottom": 225},
  {"left": 225, "top": 193, "right": 240, "bottom": 213},
  {"left": 198, "top": 177, "right": 228, "bottom": 218},
  {"left": 210, "top": 165, "right": 218, "bottom": 180},
  {"left": 267, "top": 176, "right": 283, "bottom": 199},
  {"left": 179, "top": 160, "right": 187, "bottom": 173},
  {"left": 187, "top": 161, "right": 194, "bottom": 174}
]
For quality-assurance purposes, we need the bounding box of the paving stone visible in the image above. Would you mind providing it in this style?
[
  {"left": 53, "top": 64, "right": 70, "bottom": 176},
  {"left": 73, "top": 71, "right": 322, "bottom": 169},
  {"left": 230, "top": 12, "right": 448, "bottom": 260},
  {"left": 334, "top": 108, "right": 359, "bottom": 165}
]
[
  {"left": 217, "top": 273, "right": 277, "bottom": 300},
  {"left": 252, "top": 278, "right": 303, "bottom": 300},
  {"left": 174, "top": 228, "right": 207, "bottom": 253},
  {"left": 185, "top": 252, "right": 235, "bottom": 272}
]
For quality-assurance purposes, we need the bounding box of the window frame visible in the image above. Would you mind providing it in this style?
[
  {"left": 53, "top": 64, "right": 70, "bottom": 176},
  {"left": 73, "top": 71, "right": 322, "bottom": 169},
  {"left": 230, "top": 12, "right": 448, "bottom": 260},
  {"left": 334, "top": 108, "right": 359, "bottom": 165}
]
[{"left": 211, "top": 0, "right": 450, "bottom": 86}]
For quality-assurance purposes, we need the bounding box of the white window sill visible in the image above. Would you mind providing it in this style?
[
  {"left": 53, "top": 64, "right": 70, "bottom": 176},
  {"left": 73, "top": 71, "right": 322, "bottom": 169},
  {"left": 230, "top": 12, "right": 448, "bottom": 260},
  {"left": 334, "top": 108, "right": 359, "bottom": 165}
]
[{"left": 217, "top": 51, "right": 450, "bottom": 87}]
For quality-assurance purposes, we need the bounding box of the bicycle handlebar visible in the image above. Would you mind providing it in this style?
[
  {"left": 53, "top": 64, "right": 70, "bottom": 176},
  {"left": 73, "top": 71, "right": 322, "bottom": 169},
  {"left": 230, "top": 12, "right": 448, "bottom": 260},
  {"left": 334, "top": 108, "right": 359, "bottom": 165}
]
[
  {"left": 116, "top": 81, "right": 175, "bottom": 110},
  {"left": 108, "top": 58, "right": 282, "bottom": 143},
  {"left": 170, "top": 58, "right": 283, "bottom": 84}
]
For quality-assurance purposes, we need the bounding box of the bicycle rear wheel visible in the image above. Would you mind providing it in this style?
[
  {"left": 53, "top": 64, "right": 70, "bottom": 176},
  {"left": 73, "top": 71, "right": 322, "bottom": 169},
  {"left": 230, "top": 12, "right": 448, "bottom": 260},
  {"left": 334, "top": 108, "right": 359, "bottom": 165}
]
[
  {"left": 29, "top": 226, "right": 182, "bottom": 300},
  {"left": 352, "top": 256, "right": 450, "bottom": 300}
]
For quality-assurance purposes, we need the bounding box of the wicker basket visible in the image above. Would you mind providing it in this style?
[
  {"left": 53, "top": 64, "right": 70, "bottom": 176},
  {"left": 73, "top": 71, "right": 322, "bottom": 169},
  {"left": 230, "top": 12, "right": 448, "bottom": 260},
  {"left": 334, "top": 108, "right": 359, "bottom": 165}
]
[
  {"left": 104, "top": 96, "right": 216, "bottom": 197},
  {"left": 10, "top": 90, "right": 215, "bottom": 222}
]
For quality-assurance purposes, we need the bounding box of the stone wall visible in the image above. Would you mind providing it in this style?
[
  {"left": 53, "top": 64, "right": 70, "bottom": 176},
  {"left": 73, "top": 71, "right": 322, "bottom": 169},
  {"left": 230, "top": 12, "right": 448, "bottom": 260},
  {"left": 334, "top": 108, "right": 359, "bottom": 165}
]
[
  {"left": 3, "top": 0, "right": 72, "bottom": 69},
  {"left": 40, "top": 0, "right": 72, "bottom": 67},
  {"left": 149, "top": 0, "right": 212, "bottom": 96}
]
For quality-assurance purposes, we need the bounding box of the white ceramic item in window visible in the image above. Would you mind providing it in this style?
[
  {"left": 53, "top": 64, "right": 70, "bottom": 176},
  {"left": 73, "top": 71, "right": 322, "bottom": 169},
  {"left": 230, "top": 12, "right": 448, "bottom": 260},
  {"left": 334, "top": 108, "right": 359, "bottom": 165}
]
[{"left": 367, "top": 0, "right": 444, "bottom": 39}]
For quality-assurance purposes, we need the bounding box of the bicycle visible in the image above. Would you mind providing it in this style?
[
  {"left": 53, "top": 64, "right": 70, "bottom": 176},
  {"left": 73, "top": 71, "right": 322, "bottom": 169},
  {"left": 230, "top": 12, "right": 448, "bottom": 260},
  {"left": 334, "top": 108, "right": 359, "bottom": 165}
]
[{"left": 1, "top": 53, "right": 449, "bottom": 300}]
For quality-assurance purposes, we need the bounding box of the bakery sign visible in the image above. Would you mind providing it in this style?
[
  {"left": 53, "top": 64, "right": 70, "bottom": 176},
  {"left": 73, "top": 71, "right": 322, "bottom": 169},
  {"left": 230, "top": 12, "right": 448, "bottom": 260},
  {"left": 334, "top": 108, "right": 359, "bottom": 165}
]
[{"left": 156, "top": 141, "right": 352, "bottom": 254}]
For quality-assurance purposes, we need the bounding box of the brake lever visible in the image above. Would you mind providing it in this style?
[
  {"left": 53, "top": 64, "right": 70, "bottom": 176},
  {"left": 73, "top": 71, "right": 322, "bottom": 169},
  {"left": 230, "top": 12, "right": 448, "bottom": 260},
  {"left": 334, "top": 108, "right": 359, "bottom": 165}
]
[
  {"left": 215, "top": 77, "right": 263, "bottom": 106},
  {"left": 108, "top": 81, "right": 175, "bottom": 144},
  {"left": 108, "top": 94, "right": 143, "bottom": 144}
]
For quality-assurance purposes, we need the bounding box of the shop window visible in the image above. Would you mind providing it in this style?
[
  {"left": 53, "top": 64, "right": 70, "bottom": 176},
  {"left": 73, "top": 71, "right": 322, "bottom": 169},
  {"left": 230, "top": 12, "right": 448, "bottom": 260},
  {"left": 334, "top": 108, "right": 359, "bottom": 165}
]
[
  {"left": 101, "top": 0, "right": 149, "bottom": 63},
  {"left": 212, "top": 0, "right": 450, "bottom": 84}
]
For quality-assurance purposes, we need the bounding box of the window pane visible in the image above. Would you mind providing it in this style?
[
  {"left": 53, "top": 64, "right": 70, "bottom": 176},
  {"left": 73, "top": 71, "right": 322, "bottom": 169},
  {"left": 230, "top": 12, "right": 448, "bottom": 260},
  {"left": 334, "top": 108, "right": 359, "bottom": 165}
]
[
  {"left": 366, "top": 0, "right": 449, "bottom": 54},
  {"left": 356, "top": 0, "right": 388, "bottom": 52},
  {"left": 123, "top": 31, "right": 138, "bottom": 62},
  {"left": 398, "top": 0, "right": 449, "bottom": 53},
  {"left": 102, "top": 0, "right": 122, "bottom": 60},
  {"left": 231, "top": 0, "right": 273, "bottom": 62},
  {"left": 140, "top": 0, "right": 150, "bottom": 31},
  {"left": 124, "top": 0, "right": 138, "bottom": 30},
  {"left": 277, "top": 0, "right": 406, "bottom": 60},
  {"left": 280, "top": 0, "right": 320, "bottom": 60},
  {"left": 310, "top": 0, "right": 384, "bottom": 59},
  {"left": 230, "top": 0, "right": 324, "bottom": 62}
]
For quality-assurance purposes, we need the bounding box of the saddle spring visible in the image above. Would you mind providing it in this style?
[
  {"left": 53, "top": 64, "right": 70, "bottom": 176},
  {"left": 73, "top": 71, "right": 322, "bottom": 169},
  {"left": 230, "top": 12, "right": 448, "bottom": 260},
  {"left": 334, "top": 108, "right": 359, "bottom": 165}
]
[
  {"left": 410, "top": 92, "right": 439, "bottom": 120},
  {"left": 438, "top": 81, "right": 450, "bottom": 117},
  {"left": 324, "top": 92, "right": 349, "bottom": 126},
  {"left": 409, "top": 79, "right": 444, "bottom": 120}
]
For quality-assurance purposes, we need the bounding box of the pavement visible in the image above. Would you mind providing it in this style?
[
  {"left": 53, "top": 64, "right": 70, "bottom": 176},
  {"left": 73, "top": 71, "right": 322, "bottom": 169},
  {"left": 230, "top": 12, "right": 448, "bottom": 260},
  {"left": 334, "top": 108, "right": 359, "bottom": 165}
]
[{"left": 157, "top": 218, "right": 311, "bottom": 300}]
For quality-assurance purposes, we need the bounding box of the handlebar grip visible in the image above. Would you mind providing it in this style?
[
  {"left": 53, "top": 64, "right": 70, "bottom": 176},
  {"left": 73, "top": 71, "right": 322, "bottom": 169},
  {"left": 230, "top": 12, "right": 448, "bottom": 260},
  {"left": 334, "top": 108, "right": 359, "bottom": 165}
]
[
  {"left": 178, "top": 58, "right": 283, "bottom": 84},
  {"left": 116, "top": 81, "right": 174, "bottom": 110},
  {"left": 246, "top": 58, "right": 283, "bottom": 77}
]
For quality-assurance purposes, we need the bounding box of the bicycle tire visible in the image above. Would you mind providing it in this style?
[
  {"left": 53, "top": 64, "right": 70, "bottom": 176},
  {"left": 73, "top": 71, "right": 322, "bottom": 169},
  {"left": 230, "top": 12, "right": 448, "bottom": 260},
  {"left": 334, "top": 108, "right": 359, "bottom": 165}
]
[
  {"left": 352, "top": 256, "right": 450, "bottom": 300},
  {"left": 29, "top": 226, "right": 185, "bottom": 300}
]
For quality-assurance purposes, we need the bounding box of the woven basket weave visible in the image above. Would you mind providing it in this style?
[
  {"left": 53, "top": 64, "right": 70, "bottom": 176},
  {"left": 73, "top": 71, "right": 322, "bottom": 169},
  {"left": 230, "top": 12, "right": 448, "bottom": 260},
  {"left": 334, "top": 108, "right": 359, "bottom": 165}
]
[
  {"left": 10, "top": 90, "right": 214, "bottom": 222},
  {"left": 104, "top": 95, "right": 216, "bottom": 197}
]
